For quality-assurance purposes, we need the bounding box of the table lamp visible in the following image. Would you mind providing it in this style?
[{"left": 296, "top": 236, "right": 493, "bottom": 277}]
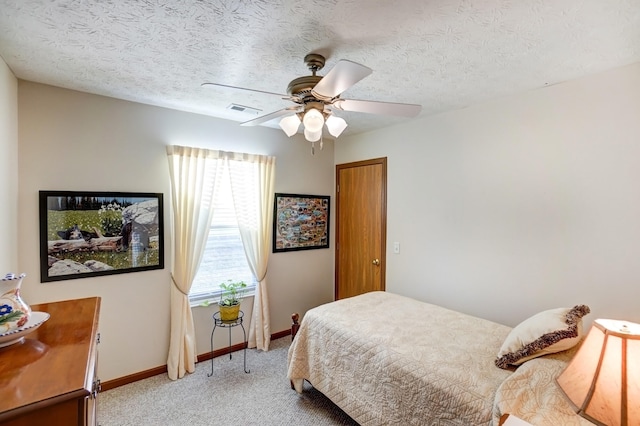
[{"left": 556, "top": 319, "right": 640, "bottom": 426}]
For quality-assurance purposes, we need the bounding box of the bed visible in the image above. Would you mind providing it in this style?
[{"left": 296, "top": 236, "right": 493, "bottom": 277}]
[{"left": 287, "top": 291, "right": 592, "bottom": 426}]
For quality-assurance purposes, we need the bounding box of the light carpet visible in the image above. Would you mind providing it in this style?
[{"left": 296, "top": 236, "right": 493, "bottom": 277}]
[{"left": 99, "top": 337, "right": 359, "bottom": 425}]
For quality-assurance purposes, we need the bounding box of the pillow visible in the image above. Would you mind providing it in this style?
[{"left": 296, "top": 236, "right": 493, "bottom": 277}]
[{"left": 495, "top": 304, "right": 590, "bottom": 369}]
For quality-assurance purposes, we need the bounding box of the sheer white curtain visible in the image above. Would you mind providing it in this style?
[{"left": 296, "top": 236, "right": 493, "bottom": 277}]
[
  {"left": 166, "top": 145, "right": 223, "bottom": 380},
  {"left": 226, "top": 151, "right": 276, "bottom": 350}
]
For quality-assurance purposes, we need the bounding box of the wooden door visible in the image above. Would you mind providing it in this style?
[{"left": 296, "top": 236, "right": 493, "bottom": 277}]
[{"left": 335, "top": 158, "right": 386, "bottom": 299}]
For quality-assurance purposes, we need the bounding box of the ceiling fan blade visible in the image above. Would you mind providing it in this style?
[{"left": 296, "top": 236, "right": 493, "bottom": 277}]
[
  {"left": 240, "top": 107, "right": 299, "bottom": 126},
  {"left": 312, "top": 60, "right": 372, "bottom": 99},
  {"left": 201, "top": 82, "right": 289, "bottom": 98},
  {"left": 333, "top": 98, "right": 422, "bottom": 117}
]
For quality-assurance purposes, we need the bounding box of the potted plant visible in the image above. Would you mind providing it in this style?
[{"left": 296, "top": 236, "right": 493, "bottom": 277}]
[{"left": 218, "top": 279, "right": 247, "bottom": 321}]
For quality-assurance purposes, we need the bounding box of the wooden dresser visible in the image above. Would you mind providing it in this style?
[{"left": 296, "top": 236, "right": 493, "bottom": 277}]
[{"left": 0, "top": 297, "right": 101, "bottom": 426}]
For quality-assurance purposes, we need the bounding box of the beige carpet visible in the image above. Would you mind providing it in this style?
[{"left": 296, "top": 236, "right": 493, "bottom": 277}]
[{"left": 99, "top": 337, "right": 359, "bottom": 425}]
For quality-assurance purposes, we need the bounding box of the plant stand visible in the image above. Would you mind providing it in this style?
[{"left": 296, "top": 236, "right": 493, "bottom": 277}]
[{"left": 208, "top": 310, "right": 249, "bottom": 376}]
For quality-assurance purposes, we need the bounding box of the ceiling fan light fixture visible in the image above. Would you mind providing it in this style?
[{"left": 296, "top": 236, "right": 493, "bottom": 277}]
[
  {"left": 205, "top": 53, "right": 421, "bottom": 154},
  {"left": 325, "top": 115, "right": 348, "bottom": 137},
  {"left": 304, "top": 128, "right": 322, "bottom": 142},
  {"left": 279, "top": 114, "right": 301, "bottom": 137},
  {"left": 302, "top": 108, "right": 324, "bottom": 133}
]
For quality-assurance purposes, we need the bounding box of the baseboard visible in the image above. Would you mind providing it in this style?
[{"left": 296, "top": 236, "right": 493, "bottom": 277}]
[
  {"left": 100, "top": 329, "right": 292, "bottom": 391},
  {"left": 271, "top": 328, "right": 292, "bottom": 340},
  {"left": 101, "top": 365, "right": 168, "bottom": 391}
]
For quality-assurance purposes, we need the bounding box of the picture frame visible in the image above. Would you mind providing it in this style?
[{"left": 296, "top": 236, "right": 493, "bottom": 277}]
[
  {"left": 273, "top": 193, "right": 330, "bottom": 253},
  {"left": 39, "top": 191, "right": 164, "bottom": 282}
]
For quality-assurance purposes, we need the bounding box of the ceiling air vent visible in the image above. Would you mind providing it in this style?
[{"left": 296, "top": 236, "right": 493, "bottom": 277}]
[{"left": 226, "top": 104, "right": 261, "bottom": 115}]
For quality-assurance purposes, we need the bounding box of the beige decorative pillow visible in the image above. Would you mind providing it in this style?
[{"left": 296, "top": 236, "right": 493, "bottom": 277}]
[{"left": 495, "top": 305, "right": 590, "bottom": 369}]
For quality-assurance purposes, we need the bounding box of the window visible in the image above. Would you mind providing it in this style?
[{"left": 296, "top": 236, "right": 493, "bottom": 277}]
[{"left": 189, "top": 167, "right": 256, "bottom": 306}]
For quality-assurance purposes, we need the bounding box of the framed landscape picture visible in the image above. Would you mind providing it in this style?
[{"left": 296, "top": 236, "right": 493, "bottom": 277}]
[
  {"left": 273, "top": 193, "right": 330, "bottom": 253},
  {"left": 39, "top": 191, "right": 164, "bottom": 282}
]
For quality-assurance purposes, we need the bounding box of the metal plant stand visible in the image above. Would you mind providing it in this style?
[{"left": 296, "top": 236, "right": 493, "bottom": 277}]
[{"left": 208, "top": 310, "right": 249, "bottom": 376}]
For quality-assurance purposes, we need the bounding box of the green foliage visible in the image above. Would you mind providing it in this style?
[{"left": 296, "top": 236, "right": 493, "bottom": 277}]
[
  {"left": 98, "top": 202, "right": 124, "bottom": 236},
  {"left": 46, "top": 209, "right": 158, "bottom": 270},
  {"left": 219, "top": 280, "right": 247, "bottom": 306},
  {"left": 47, "top": 205, "right": 124, "bottom": 239},
  {"left": 47, "top": 210, "right": 101, "bottom": 240}
]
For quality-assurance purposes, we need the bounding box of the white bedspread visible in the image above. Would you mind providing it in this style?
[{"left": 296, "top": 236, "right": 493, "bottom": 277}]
[{"left": 287, "top": 291, "right": 514, "bottom": 425}]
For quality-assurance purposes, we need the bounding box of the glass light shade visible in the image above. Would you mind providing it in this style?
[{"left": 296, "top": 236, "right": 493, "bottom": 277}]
[
  {"left": 304, "top": 128, "right": 322, "bottom": 142},
  {"left": 302, "top": 108, "right": 324, "bottom": 133},
  {"left": 325, "top": 115, "right": 348, "bottom": 137},
  {"left": 279, "top": 114, "right": 301, "bottom": 137},
  {"left": 556, "top": 319, "right": 640, "bottom": 426}
]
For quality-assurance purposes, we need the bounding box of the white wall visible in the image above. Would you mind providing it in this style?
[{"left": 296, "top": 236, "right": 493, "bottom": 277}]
[
  {"left": 0, "top": 57, "right": 18, "bottom": 272},
  {"left": 14, "top": 61, "right": 640, "bottom": 382},
  {"left": 336, "top": 62, "right": 640, "bottom": 328},
  {"left": 17, "top": 82, "right": 335, "bottom": 381}
]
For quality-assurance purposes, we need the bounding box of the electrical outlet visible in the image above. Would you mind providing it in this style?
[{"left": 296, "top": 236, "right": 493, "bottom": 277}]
[{"left": 393, "top": 242, "right": 400, "bottom": 254}]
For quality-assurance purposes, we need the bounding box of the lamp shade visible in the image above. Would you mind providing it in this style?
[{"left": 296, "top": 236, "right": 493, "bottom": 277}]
[
  {"left": 302, "top": 108, "right": 324, "bottom": 132},
  {"left": 325, "top": 115, "right": 348, "bottom": 137},
  {"left": 303, "top": 128, "right": 321, "bottom": 142},
  {"left": 556, "top": 319, "right": 640, "bottom": 426},
  {"left": 279, "top": 114, "right": 301, "bottom": 137}
]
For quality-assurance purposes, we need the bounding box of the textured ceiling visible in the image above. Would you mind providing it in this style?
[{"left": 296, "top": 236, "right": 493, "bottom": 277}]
[{"left": 1, "top": 0, "right": 639, "bottom": 137}]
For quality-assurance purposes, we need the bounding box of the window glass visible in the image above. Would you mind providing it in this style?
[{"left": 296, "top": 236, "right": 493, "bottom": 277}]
[{"left": 190, "top": 168, "right": 256, "bottom": 305}]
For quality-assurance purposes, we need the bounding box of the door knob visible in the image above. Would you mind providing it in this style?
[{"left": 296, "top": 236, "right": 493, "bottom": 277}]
[{"left": 372, "top": 259, "right": 380, "bottom": 266}]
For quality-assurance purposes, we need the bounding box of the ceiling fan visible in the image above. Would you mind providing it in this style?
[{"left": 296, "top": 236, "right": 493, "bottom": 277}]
[{"left": 202, "top": 53, "right": 422, "bottom": 152}]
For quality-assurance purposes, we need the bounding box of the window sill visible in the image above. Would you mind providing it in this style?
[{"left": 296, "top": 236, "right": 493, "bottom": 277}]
[{"left": 189, "top": 291, "right": 255, "bottom": 309}]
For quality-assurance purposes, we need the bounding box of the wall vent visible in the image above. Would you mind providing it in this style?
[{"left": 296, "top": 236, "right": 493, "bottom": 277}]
[{"left": 226, "top": 104, "right": 261, "bottom": 115}]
